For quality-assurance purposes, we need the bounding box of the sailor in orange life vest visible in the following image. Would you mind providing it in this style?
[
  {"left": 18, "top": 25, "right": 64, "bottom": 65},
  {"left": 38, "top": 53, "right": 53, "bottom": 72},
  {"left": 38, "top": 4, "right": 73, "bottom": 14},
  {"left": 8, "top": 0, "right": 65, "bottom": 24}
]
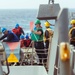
[
  {"left": 31, "top": 19, "right": 47, "bottom": 64},
  {"left": 69, "top": 19, "right": 75, "bottom": 46},
  {"left": 20, "top": 35, "right": 31, "bottom": 48},
  {"left": 15, "top": 24, "right": 25, "bottom": 39},
  {"left": 12, "top": 26, "right": 19, "bottom": 38},
  {"left": 0, "top": 28, "right": 19, "bottom": 42},
  {"left": 20, "top": 35, "right": 26, "bottom": 48}
]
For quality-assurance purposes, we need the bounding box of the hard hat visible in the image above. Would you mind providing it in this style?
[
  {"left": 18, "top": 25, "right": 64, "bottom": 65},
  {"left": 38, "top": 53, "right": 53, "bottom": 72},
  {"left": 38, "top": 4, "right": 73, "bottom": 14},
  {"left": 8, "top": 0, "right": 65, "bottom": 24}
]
[
  {"left": 70, "top": 20, "right": 75, "bottom": 25},
  {"left": 44, "top": 21, "right": 50, "bottom": 27},
  {"left": 35, "top": 19, "right": 41, "bottom": 25},
  {"left": 25, "top": 33, "right": 29, "bottom": 39},
  {"left": 15, "top": 23, "right": 19, "bottom": 28},
  {"left": 20, "top": 35, "right": 24, "bottom": 39},
  {"left": 1, "top": 28, "right": 7, "bottom": 33}
]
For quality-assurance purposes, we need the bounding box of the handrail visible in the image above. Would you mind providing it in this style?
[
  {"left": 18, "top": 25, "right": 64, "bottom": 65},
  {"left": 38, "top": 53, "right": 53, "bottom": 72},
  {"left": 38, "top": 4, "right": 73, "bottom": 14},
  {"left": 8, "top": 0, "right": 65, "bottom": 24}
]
[
  {"left": 0, "top": 59, "right": 3, "bottom": 75},
  {"left": 5, "top": 57, "right": 10, "bottom": 75},
  {"left": 2, "top": 42, "right": 10, "bottom": 75}
]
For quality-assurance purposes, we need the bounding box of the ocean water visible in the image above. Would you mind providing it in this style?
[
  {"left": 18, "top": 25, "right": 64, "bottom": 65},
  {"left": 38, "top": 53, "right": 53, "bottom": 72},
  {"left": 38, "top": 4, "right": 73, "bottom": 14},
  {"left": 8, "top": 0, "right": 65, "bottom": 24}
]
[
  {"left": 0, "top": 9, "right": 38, "bottom": 32},
  {"left": 0, "top": 9, "right": 75, "bottom": 34}
]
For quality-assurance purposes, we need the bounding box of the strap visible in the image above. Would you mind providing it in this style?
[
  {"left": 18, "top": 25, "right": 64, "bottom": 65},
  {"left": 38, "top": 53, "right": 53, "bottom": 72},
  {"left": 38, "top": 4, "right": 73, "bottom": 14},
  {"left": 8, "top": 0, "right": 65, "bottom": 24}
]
[{"left": 69, "top": 27, "right": 75, "bottom": 38}]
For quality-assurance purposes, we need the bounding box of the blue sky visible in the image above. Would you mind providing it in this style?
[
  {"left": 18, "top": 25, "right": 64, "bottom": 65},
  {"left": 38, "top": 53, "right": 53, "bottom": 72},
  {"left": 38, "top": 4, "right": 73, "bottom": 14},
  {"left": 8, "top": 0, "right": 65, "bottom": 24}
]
[{"left": 0, "top": 0, "right": 75, "bottom": 9}]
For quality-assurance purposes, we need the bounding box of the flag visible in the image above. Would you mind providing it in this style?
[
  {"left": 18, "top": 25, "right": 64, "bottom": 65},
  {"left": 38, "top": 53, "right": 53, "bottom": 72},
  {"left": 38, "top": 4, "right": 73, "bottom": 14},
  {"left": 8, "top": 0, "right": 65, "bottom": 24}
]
[
  {"left": 3, "top": 42, "right": 20, "bottom": 63},
  {"left": 30, "top": 21, "right": 34, "bottom": 30}
]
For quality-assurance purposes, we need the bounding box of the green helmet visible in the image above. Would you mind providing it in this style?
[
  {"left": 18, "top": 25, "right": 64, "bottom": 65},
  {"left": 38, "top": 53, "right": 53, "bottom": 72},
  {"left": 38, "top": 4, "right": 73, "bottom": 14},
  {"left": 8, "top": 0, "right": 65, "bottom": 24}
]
[{"left": 35, "top": 19, "right": 41, "bottom": 25}]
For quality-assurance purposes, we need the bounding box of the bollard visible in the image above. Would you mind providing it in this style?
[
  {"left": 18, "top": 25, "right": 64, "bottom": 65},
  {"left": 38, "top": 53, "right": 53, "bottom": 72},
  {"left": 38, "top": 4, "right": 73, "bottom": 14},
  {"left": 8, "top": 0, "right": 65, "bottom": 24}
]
[{"left": 60, "top": 42, "right": 70, "bottom": 62}]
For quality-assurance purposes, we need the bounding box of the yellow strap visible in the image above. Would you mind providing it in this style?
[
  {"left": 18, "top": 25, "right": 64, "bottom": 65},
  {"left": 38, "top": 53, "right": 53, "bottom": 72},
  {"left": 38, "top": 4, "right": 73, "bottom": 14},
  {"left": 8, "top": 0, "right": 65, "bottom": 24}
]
[
  {"left": 46, "top": 28, "right": 53, "bottom": 35},
  {"left": 69, "top": 27, "right": 75, "bottom": 38}
]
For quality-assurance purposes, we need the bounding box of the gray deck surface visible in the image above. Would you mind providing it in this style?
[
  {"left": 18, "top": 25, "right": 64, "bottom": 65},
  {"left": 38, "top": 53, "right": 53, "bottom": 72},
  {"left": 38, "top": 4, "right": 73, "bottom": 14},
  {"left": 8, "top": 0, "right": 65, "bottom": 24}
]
[{"left": 2, "top": 66, "right": 48, "bottom": 75}]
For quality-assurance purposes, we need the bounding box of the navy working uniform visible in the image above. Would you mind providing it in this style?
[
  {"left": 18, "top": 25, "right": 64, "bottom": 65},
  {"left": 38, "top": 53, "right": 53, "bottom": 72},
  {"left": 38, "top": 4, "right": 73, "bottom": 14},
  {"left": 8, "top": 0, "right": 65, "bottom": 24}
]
[{"left": 0, "top": 28, "right": 19, "bottom": 42}]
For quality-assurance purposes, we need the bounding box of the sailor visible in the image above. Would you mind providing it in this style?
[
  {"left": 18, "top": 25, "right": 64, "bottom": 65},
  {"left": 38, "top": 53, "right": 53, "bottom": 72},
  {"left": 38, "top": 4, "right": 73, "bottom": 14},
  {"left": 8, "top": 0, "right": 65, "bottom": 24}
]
[
  {"left": 44, "top": 21, "right": 53, "bottom": 49},
  {"left": 12, "top": 26, "right": 19, "bottom": 38},
  {"left": 69, "top": 19, "right": 75, "bottom": 46},
  {"left": 15, "top": 24, "right": 25, "bottom": 39},
  {"left": 20, "top": 35, "right": 26, "bottom": 48},
  {"left": 31, "top": 19, "right": 47, "bottom": 64},
  {"left": 0, "top": 28, "right": 19, "bottom": 42},
  {"left": 20, "top": 34, "right": 31, "bottom": 48}
]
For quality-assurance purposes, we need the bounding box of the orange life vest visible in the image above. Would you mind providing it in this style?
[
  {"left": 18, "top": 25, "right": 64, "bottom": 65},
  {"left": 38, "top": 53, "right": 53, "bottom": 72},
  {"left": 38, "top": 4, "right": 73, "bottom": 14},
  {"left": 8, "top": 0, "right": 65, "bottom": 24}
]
[
  {"left": 12, "top": 28, "right": 19, "bottom": 35},
  {"left": 20, "top": 39, "right": 32, "bottom": 48},
  {"left": 17, "top": 27, "right": 22, "bottom": 35}
]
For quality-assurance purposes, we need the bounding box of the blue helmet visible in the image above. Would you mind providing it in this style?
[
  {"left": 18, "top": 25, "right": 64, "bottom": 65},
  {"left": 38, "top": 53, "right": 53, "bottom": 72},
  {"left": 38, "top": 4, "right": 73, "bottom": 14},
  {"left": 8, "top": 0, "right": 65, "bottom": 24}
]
[
  {"left": 1, "top": 28, "right": 7, "bottom": 33},
  {"left": 15, "top": 24, "right": 19, "bottom": 28},
  {"left": 25, "top": 33, "right": 29, "bottom": 39},
  {"left": 20, "top": 35, "right": 25, "bottom": 39}
]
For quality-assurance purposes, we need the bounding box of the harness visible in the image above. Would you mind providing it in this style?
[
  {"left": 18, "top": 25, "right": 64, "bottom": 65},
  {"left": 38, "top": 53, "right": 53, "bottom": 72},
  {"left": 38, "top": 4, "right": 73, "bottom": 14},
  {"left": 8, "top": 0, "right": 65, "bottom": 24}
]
[
  {"left": 69, "top": 27, "right": 75, "bottom": 41},
  {"left": 44, "top": 28, "right": 53, "bottom": 42}
]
